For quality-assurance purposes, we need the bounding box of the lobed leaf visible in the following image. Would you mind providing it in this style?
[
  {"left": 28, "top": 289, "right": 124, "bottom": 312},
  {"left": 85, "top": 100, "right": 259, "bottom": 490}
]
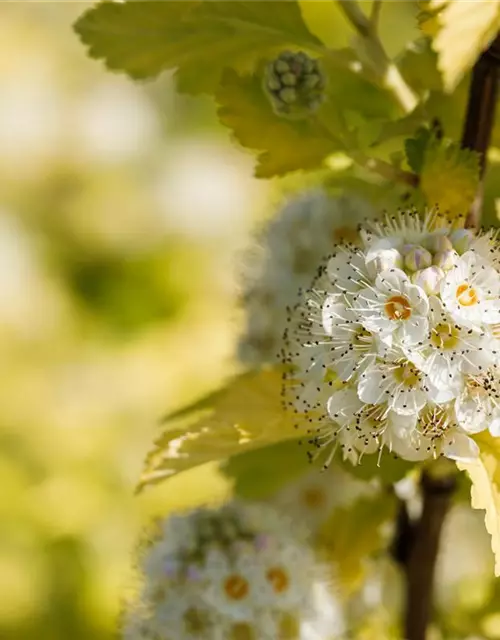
[
  {"left": 457, "top": 432, "right": 500, "bottom": 576},
  {"left": 419, "top": 136, "right": 480, "bottom": 218},
  {"left": 74, "top": 0, "right": 325, "bottom": 94},
  {"left": 138, "top": 369, "right": 303, "bottom": 492},
  {"left": 424, "top": 0, "right": 500, "bottom": 92},
  {"left": 222, "top": 437, "right": 313, "bottom": 501},
  {"left": 216, "top": 68, "right": 341, "bottom": 178}
]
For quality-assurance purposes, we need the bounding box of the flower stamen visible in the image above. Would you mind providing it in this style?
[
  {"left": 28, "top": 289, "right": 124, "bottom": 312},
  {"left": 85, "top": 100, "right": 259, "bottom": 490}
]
[{"left": 384, "top": 295, "right": 412, "bottom": 320}]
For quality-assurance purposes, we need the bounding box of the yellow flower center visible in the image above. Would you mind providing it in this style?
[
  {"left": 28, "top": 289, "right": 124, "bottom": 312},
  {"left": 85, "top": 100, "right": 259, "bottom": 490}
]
[
  {"left": 279, "top": 613, "right": 300, "bottom": 639},
  {"left": 394, "top": 364, "right": 420, "bottom": 387},
  {"left": 224, "top": 574, "right": 249, "bottom": 600},
  {"left": 430, "top": 322, "right": 459, "bottom": 350},
  {"left": 230, "top": 623, "right": 255, "bottom": 640},
  {"left": 184, "top": 607, "right": 209, "bottom": 634},
  {"left": 302, "top": 486, "right": 326, "bottom": 509},
  {"left": 266, "top": 566, "right": 290, "bottom": 594},
  {"left": 384, "top": 295, "right": 412, "bottom": 320},
  {"left": 456, "top": 283, "right": 478, "bottom": 307}
]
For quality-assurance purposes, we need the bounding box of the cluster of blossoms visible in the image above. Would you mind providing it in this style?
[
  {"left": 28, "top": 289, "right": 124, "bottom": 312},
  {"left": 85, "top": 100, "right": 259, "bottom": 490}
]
[
  {"left": 269, "top": 464, "right": 374, "bottom": 535},
  {"left": 123, "top": 502, "right": 343, "bottom": 640},
  {"left": 283, "top": 210, "right": 500, "bottom": 465},
  {"left": 238, "top": 190, "right": 376, "bottom": 366}
]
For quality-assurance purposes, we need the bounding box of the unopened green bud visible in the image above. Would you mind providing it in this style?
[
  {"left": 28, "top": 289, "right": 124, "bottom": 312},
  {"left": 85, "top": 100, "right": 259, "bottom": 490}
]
[
  {"left": 450, "top": 228, "right": 474, "bottom": 254},
  {"left": 427, "top": 234, "right": 453, "bottom": 254},
  {"left": 279, "top": 88, "right": 296, "bottom": 104},
  {"left": 264, "top": 50, "right": 326, "bottom": 120},
  {"left": 367, "top": 248, "right": 403, "bottom": 276},
  {"left": 433, "top": 249, "right": 459, "bottom": 271},
  {"left": 412, "top": 266, "right": 444, "bottom": 295},
  {"left": 281, "top": 72, "right": 297, "bottom": 86},
  {"left": 404, "top": 246, "right": 432, "bottom": 272},
  {"left": 275, "top": 60, "right": 290, "bottom": 74}
]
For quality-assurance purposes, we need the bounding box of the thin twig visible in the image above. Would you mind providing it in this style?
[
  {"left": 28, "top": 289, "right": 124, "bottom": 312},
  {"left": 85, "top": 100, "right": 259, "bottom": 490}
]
[
  {"left": 337, "top": 0, "right": 418, "bottom": 113},
  {"left": 370, "top": 0, "right": 383, "bottom": 32},
  {"left": 403, "top": 472, "right": 456, "bottom": 640},
  {"left": 351, "top": 151, "right": 419, "bottom": 187},
  {"left": 461, "top": 34, "right": 500, "bottom": 228}
]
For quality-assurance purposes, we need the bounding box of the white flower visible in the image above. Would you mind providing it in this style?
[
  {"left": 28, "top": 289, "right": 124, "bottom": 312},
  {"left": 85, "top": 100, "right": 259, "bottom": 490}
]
[
  {"left": 238, "top": 190, "right": 376, "bottom": 366},
  {"left": 122, "top": 502, "right": 344, "bottom": 640},
  {"left": 441, "top": 251, "right": 500, "bottom": 329},
  {"left": 322, "top": 295, "right": 377, "bottom": 381},
  {"left": 283, "top": 208, "right": 500, "bottom": 466},
  {"left": 390, "top": 405, "right": 479, "bottom": 463},
  {"left": 269, "top": 464, "right": 372, "bottom": 534},
  {"left": 327, "top": 246, "right": 370, "bottom": 295},
  {"left": 355, "top": 268, "right": 429, "bottom": 347},
  {"left": 326, "top": 386, "right": 411, "bottom": 462},
  {"left": 413, "top": 296, "right": 493, "bottom": 392},
  {"left": 455, "top": 369, "right": 500, "bottom": 436},
  {"left": 357, "top": 357, "right": 437, "bottom": 415}
]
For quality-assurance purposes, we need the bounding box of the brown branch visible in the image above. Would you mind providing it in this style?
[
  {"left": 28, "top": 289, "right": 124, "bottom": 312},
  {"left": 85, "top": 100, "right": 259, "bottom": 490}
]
[
  {"left": 461, "top": 35, "right": 500, "bottom": 228},
  {"left": 402, "top": 472, "right": 456, "bottom": 640}
]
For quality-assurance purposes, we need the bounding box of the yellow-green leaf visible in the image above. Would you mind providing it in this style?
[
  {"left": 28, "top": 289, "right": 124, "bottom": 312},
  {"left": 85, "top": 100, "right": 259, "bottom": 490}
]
[
  {"left": 222, "top": 437, "right": 312, "bottom": 500},
  {"left": 420, "top": 136, "right": 480, "bottom": 218},
  {"left": 429, "top": 0, "right": 500, "bottom": 92},
  {"left": 457, "top": 431, "right": 500, "bottom": 576},
  {"left": 74, "top": 0, "right": 325, "bottom": 94},
  {"left": 318, "top": 494, "right": 396, "bottom": 594},
  {"left": 138, "top": 369, "right": 301, "bottom": 492},
  {"left": 216, "top": 68, "right": 340, "bottom": 178}
]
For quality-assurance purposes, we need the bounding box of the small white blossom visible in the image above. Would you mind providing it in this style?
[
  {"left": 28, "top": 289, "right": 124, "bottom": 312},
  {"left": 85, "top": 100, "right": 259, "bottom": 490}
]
[
  {"left": 441, "top": 251, "right": 500, "bottom": 329},
  {"left": 283, "top": 209, "right": 500, "bottom": 466},
  {"left": 122, "top": 502, "right": 344, "bottom": 639},
  {"left": 238, "top": 190, "right": 376, "bottom": 366},
  {"left": 455, "top": 369, "right": 500, "bottom": 436},
  {"left": 268, "top": 464, "right": 373, "bottom": 534},
  {"left": 355, "top": 268, "right": 429, "bottom": 347}
]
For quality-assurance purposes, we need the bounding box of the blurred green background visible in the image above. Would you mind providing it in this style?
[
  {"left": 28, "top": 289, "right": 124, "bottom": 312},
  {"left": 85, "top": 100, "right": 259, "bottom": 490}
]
[
  {"left": 4, "top": 3, "right": 500, "bottom": 640},
  {"left": 0, "top": 4, "right": 274, "bottom": 639}
]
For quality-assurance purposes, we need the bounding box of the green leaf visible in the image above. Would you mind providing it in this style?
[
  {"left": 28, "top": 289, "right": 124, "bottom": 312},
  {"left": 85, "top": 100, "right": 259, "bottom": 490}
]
[
  {"left": 222, "top": 437, "right": 312, "bottom": 500},
  {"left": 419, "top": 136, "right": 480, "bottom": 217},
  {"left": 138, "top": 369, "right": 302, "bottom": 492},
  {"left": 404, "top": 126, "right": 433, "bottom": 173},
  {"left": 397, "top": 37, "right": 443, "bottom": 94},
  {"left": 457, "top": 431, "right": 500, "bottom": 576},
  {"left": 337, "top": 449, "right": 412, "bottom": 486},
  {"left": 430, "top": 0, "right": 500, "bottom": 92},
  {"left": 318, "top": 493, "right": 396, "bottom": 593},
  {"left": 216, "top": 68, "right": 341, "bottom": 178},
  {"left": 74, "top": 0, "right": 324, "bottom": 94}
]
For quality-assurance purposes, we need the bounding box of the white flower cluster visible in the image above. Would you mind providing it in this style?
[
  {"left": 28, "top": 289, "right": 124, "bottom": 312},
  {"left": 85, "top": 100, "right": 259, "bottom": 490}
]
[
  {"left": 238, "top": 190, "right": 376, "bottom": 366},
  {"left": 283, "top": 210, "right": 500, "bottom": 466},
  {"left": 269, "top": 465, "right": 374, "bottom": 535},
  {"left": 122, "top": 502, "right": 343, "bottom": 640}
]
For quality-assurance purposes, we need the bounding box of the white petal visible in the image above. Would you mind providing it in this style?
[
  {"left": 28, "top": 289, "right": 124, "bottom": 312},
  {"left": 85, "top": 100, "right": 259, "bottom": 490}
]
[
  {"left": 426, "top": 376, "right": 462, "bottom": 404},
  {"left": 322, "top": 296, "right": 347, "bottom": 336},
  {"left": 327, "top": 388, "right": 361, "bottom": 424},
  {"left": 490, "top": 417, "right": 500, "bottom": 437},
  {"left": 391, "top": 387, "right": 427, "bottom": 415},
  {"left": 357, "top": 368, "right": 389, "bottom": 405},
  {"left": 405, "top": 283, "right": 429, "bottom": 316},
  {"left": 455, "top": 396, "right": 488, "bottom": 434},
  {"left": 375, "top": 268, "right": 409, "bottom": 295},
  {"left": 443, "top": 431, "right": 479, "bottom": 462},
  {"left": 401, "top": 316, "right": 428, "bottom": 346}
]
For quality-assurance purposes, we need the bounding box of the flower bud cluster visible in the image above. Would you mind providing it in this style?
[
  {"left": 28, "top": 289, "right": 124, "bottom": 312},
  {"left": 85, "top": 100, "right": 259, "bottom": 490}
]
[{"left": 264, "top": 51, "right": 326, "bottom": 119}]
